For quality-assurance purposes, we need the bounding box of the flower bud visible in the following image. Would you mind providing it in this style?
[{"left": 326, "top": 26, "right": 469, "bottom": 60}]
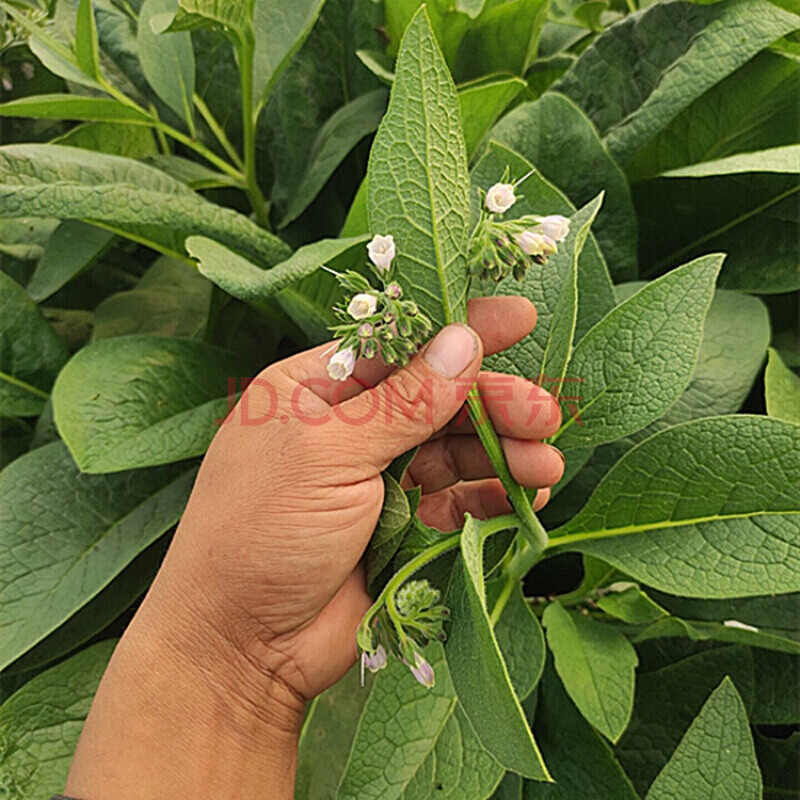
[
  {"left": 357, "top": 322, "right": 374, "bottom": 338},
  {"left": 385, "top": 282, "right": 403, "bottom": 299},
  {"left": 348, "top": 293, "right": 378, "bottom": 320},
  {"left": 362, "top": 644, "right": 388, "bottom": 673},
  {"left": 367, "top": 234, "right": 396, "bottom": 272},
  {"left": 485, "top": 182, "right": 516, "bottom": 214},
  {"left": 408, "top": 652, "right": 436, "bottom": 688},
  {"left": 362, "top": 338, "right": 378, "bottom": 359},
  {"left": 327, "top": 346, "right": 356, "bottom": 381}
]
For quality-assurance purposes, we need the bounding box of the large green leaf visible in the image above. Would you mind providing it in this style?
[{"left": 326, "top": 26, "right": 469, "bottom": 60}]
[
  {"left": 661, "top": 144, "right": 800, "bottom": 177},
  {"left": 367, "top": 8, "right": 470, "bottom": 327},
  {"left": 458, "top": 75, "right": 526, "bottom": 158},
  {"left": 187, "top": 233, "right": 369, "bottom": 302},
  {"left": 525, "top": 661, "right": 640, "bottom": 800},
  {"left": 53, "top": 121, "right": 159, "bottom": 159},
  {"left": 53, "top": 336, "right": 236, "bottom": 472},
  {"left": 756, "top": 731, "right": 800, "bottom": 800},
  {"left": 645, "top": 679, "right": 761, "bottom": 800},
  {"left": 636, "top": 170, "right": 799, "bottom": 294},
  {"left": 27, "top": 221, "right": 115, "bottom": 302},
  {"left": 555, "top": 0, "right": 800, "bottom": 166},
  {"left": 751, "top": 650, "right": 800, "bottom": 725},
  {"left": 366, "top": 474, "right": 413, "bottom": 587},
  {"left": 626, "top": 52, "right": 800, "bottom": 182},
  {"left": 616, "top": 645, "right": 755, "bottom": 796},
  {"left": 490, "top": 196, "right": 603, "bottom": 397},
  {"left": 0, "top": 145, "right": 290, "bottom": 267},
  {"left": 542, "top": 602, "right": 637, "bottom": 742},
  {"left": 0, "top": 442, "right": 194, "bottom": 669},
  {"left": 168, "top": 0, "right": 250, "bottom": 38},
  {"left": 252, "top": 0, "right": 328, "bottom": 104},
  {"left": 543, "top": 288, "right": 770, "bottom": 526},
  {"left": 138, "top": 0, "right": 196, "bottom": 128},
  {"left": 336, "top": 644, "right": 456, "bottom": 800},
  {"left": 0, "top": 271, "right": 68, "bottom": 418},
  {"left": 766, "top": 347, "right": 800, "bottom": 423},
  {"left": 553, "top": 255, "right": 721, "bottom": 449},
  {"left": 552, "top": 415, "right": 800, "bottom": 598},
  {"left": 93, "top": 256, "right": 213, "bottom": 340},
  {"left": 471, "top": 142, "right": 615, "bottom": 341},
  {"left": 0, "top": 640, "right": 116, "bottom": 800},
  {"left": 0, "top": 94, "right": 152, "bottom": 123},
  {"left": 445, "top": 516, "right": 551, "bottom": 779},
  {"left": 491, "top": 92, "right": 637, "bottom": 281},
  {"left": 278, "top": 89, "right": 388, "bottom": 228}
]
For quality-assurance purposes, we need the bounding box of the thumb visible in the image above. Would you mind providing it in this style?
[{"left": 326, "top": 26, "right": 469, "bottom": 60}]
[{"left": 334, "top": 324, "right": 482, "bottom": 470}]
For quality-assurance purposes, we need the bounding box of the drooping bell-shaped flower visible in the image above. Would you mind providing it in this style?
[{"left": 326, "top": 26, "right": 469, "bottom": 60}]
[
  {"left": 363, "top": 645, "right": 388, "bottom": 673},
  {"left": 484, "top": 182, "right": 516, "bottom": 214},
  {"left": 367, "top": 234, "right": 396, "bottom": 272},
  {"left": 534, "top": 214, "right": 570, "bottom": 243},
  {"left": 327, "top": 346, "right": 356, "bottom": 381},
  {"left": 348, "top": 293, "right": 378, "bottom": 320},
  {"left": 407, "top": 652, "right": 436, "bottom": 688},
  {"left": 515, "top": 230, "right": 557, "bottom": 257}
]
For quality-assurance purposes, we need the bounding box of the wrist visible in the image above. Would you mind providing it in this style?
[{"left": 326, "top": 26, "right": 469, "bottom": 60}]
[{"left": 67, "top": 569, "right": 305, "bottom": 799}]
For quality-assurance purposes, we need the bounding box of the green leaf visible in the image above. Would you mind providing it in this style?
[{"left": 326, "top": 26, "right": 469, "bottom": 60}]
[
  {"left": 52, "top": 335, "right": 237, "bottom": 472},
  {"left": 596, "top": 586, "right": 668, "bottom": 625},
  {"left": 756, "top": 731, "right": 800, "bottom": 800},
  {"left": 453, "top": 0, "right": 551, "bottom": 81},
  {"left": 645, "top": 679, "right": 762, "bottom": 800},
  {"left": 0, "top": 144, "right": 290, "bottom": 267},
  {"left": 458, "top": 75, "right": 526, "bottom": 158},
  {"left": 766, "top": 347, "right": 800, "bottom": 423},
  {"left": 75, "top": 0, "right": 103, "bottom": 81},
  {"left": 494, "top": 585, "right": 546, "bottom": 701},
  {"left": 279, "top": 89, "right": 388, "bottom": 228},
  {"left": 636, "top": 171, "right": 800, "bottom": 294},
  {"left": 187, "top": 233, "right": 369, "bottom": 302},
  {"left": 616, "top": 645, "right": 755, "bottom": 796},
  {"left": 53, "top": 122, "right": 159, "bottom": 159},
  {"left": 93, "top": 256, "right": 213, "bottom": 340},
  {"left": 168, "top": 0, "right": 250, "bottom": 39},
  {"left": 296, "top": 666, "right": 370, "bottom": 800},
  {"left": 445, "top": 515, "right": 551, "bottom": 779},
  {"left": 626, "top": 52, "right": 800, "bottom": 181},
  {"left": 552, "top": 415, "right": 800, "bottom": 599},
  {"left": 366, "top": 473, "right": 413, "bottom": 587},
  {"left": 0, "top": 640, "right": 116, "bottom": 800},
  {"left": 542, "top": 602, "right": 637, "bottom": 742},
  {"left": 472, "top": 142, "right": 615, "bottom": 341},
  {"left": 491, "top": 92, "right": 638, "bottom": 281},
  {"left": 138, "top": 0, "right": 196, "bottom": 128},
  {"left": 543, "top": 288, "right": 771, "bottom": 525},
  {"left": 0, "top": 218, "right": 58, "bottom": 262},
  {"left": 524, "top": 660, "right": 640, "bottom": 800},
  {"left": 0, "top": 94, "right": 152, "bottom": 123},
  {"left": 336, "top": 644, "right": 457, "bottom": 800},
  {"left": 751, "top": 650, "right": 800, "bottom": 724},
  {"left": 0, "top": 442, "right": 195, "bottom": 669},
  {"left": 555, "top": 0, "right": 800, "bottom": 166},
  {"left": 145, "top": 155, "right": 237, "bottom": 189},
  {"left": 555, "top": 255, "right": 721, "bottom": 449},
  {"left": 661, "top": 144, "right": 800, "bottom": 178},
  {"left": 491, "top": 195, "right": 603, "bottom": 400},
  {"left": 0, "top": 270, "right": 68, "bottom": 418},
  {"left": 253, "top": 0, "right": 328, "bottom": 103},
  {"left": 367, "top": 7, "right": 470, "bottom": 328},
  {"left": 27, "top": 221, "right": 115, "bottom": 302}
]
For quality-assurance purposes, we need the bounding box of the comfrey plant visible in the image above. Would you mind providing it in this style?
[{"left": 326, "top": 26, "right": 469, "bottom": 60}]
[{"left": 0, "top": 0, "right": 798, "bottom": 797}]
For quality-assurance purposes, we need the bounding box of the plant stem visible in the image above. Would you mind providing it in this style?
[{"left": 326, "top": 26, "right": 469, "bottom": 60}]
[
  {"left": 194, "top": 94, "right": 245, "bottom": 170},
  {"left": 238, "top": 37, "right": 272, "bottom": 230},
  {"left": 505, "top": 512, "right": 551, "bottom": 582},
  {"left": 466, "top": 387, "right": 548, "bottom": 557}
]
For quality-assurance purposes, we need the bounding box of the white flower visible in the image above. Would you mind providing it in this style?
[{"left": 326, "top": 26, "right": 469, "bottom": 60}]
[
  {"left": 363, "top": 645, "right": 388, "bottom": 673},
  {"left": 515, "top": 230, "right": 557, "bottom": 257},
  {"left": 327, "top": 347, "right": 356, "bottom": 381},
  {"left": 485, "top": 182, "right": 516, "bottom": 214},
  {"left": 347, "top": 293, "right": 378, "bottom": 320},
  {"left": 723, "top": 619, "right": 760, "bottom": 633},
  {"left": 535, "top": 214, "right": 570, "bottom": 242},
  {"left": 367, "top": 234, "right": 396, "bottom": 272}
]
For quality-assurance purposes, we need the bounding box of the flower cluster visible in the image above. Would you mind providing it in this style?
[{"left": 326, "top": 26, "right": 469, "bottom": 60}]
[
  {"left": 357, "top": 579, "right": 449, "bottom": 689},
  {"left": 469, "top": 172, "right": 571, "bottom": 281},
  {"left": 326, "top": 235, "right": 433, "bottom": 381}
]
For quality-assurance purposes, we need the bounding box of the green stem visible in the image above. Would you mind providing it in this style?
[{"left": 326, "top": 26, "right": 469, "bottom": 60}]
[
  {"left": 506, "top": 513, "right": 551, "bottom": 583},
  {"left": 194, "top": 94, "right": 245, "bottom": 170},
  {"left": 466, "top": 387, "right": 548, "bottom": 558},
  {"left": 238, "top": 37, "right": 272, "bottom": 230}
]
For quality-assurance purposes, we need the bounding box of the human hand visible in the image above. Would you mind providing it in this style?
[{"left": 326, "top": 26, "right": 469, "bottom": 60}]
[{"left": 66, "top": 295, "right": 563, "bottom": 799}]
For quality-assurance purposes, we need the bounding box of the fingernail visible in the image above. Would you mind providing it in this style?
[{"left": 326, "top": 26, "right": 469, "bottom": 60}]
[
  {"left": 553, "top": 447, "right": 565, "bottom": 467},
  {"left": 424, "top": 324, "right": 479, "bottom": 378}
]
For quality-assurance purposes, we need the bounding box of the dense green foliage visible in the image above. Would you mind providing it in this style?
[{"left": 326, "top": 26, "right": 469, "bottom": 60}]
[{"left": 0, "top": 0, "right": 798, "bottom": 798}]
